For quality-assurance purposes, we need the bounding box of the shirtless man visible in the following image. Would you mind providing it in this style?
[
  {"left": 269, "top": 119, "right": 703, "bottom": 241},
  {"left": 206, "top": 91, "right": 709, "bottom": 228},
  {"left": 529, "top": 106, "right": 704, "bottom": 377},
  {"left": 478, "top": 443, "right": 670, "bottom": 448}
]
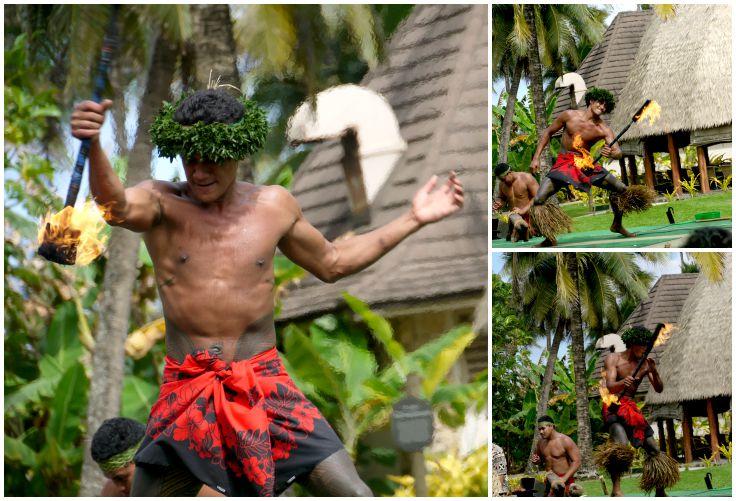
[
  {"left": 524, "top": 87, "right": 639, "bottom": 243},
  {"left": 492, "top": 163, "right": 538, "bottom": 242},
  {"left": 531, "top": 415, "right": 582, "bottom": 497},
  {"left": 71, "top": 89, "right": 464, "bottom": 497},
  {"left": 604, "top": 327, "right": 665, "bottom": 497}
]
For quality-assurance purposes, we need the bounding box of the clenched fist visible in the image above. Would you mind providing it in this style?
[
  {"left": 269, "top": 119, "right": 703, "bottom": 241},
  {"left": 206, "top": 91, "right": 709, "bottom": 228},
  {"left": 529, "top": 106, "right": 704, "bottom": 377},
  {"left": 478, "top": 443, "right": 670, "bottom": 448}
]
[{"left": 71, "top": 99, "right": 113, "bottom": 142}]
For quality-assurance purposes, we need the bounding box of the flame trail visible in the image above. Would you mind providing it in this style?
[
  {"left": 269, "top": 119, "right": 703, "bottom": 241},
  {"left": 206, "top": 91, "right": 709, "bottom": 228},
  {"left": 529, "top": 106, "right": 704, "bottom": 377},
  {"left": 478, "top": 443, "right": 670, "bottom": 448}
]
[{"left": 635, "top": 100, "right": 661, "bottom": 125}]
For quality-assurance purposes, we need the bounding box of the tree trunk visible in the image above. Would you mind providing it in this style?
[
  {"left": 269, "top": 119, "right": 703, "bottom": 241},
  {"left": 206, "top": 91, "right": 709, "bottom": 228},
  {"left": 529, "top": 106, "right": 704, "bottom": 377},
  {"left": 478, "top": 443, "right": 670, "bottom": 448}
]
[
  {"left": 187, "top": 5, "right": 254, "bottom": 181},
  {"left": 79, "top": 32, "right": 179, "bottom": 496},
  {"left": 526, "top": 317, "right": 566, "bottom": 472},
  {"left": 565, "top": 253, "right": 595, "bottom": 473},
  {"left": 523, "top": 5, "right": 551, "bottom": 177},
  {"left": 498, "top": 59, "right": 523, "bottom": 164}
]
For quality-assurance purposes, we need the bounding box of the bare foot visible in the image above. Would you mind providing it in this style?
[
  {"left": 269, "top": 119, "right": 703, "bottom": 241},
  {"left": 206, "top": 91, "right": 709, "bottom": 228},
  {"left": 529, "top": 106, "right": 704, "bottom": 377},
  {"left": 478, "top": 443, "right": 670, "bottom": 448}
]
[
  {"left": 610, "top": 223, "right": 636, "bottom": 238},
  {"left": 611, "top": 489, "right": 625, "bottom": 497}
]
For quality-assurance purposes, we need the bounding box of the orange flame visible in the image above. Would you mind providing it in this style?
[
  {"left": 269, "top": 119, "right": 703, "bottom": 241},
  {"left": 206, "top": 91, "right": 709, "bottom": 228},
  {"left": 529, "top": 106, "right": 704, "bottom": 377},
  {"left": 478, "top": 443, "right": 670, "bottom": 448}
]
[
  {"left": 599, "top": 367, "right": 619, "bottom": 406},
  {"left": 572, "top": 134, "right": 597, "bottom": 173},
  {"left": 37, "top": 201, "right": 108, "bottom": 265},
  {"left": 635, "top": 100, "right": 661, "bottom": 125},
  {"left": 653, "top": 322, "right": 673, "bottom": 348}
]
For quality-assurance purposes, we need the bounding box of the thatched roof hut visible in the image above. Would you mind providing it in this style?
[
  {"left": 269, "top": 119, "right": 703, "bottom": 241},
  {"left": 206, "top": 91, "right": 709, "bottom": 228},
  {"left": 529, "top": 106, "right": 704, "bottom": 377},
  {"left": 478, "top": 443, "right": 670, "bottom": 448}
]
[
  {"left": 610, "top": 5, "right": 731, "bottom": 194},
  {"left": 646, "top": 264, "right": 732, "bottom": 406},
  {"left": 646, "top": 258, "right": 732, "bottom": 462},
  {"left": 612, "top": 5, "right": 732, "bottom": 145}
]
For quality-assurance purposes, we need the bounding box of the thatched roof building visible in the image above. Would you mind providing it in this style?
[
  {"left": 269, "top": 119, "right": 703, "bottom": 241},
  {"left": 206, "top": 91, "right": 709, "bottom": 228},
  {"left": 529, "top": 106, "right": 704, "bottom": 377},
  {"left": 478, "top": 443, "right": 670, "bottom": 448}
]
[
  {"left": 611, "top": 4, "right": 731, "bottom": 194},
  {"left": 645, "top": 259, "right": 732, "bottom": 462},
  {"left": 646, "top": 264, "right": 732, "bottom": 406},
  {"left": 277, "top": 5, "right": 488, "bottom": 376},
  {"left": 612, "top": 5, "right": 732, "bottom": 146}
]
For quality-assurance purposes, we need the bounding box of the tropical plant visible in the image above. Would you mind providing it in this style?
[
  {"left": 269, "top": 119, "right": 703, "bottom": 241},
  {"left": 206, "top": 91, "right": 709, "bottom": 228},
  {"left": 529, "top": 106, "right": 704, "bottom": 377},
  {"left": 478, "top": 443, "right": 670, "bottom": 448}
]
[
  {"left": 388, "top": 445, "right": 488, "bottom": 497},
  {"left": 663, "top": 189, "right": 679, "bottom": 203},
  {"left": 280, "top": 293, "right": 484, "bottom": 462},
  {"left": 711, "top": 175, "right": 731, "bottom": 192},
  {"left": 681, "top": 174, "right": 699, "bottom": 198}
]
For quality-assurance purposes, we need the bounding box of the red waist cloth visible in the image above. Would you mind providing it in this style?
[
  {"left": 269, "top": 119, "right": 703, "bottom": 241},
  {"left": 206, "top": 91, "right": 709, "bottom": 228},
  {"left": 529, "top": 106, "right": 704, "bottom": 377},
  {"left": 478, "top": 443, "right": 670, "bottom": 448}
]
[
  {"left": 134, "top": 347, "right": 342, "bottom": 496},
  {"left": 546, "top": 473, "right": 576, "bottom": 497},
  {"left": 603, "top": 396, "right": 649, "bottom": 446},
  {"left": 548, "top": 152, "right": 608, "bottom": 191}
]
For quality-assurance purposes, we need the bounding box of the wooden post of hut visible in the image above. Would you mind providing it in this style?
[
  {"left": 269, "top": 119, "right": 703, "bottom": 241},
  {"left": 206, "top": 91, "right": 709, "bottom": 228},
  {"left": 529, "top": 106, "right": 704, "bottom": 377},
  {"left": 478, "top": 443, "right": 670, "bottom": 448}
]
[
  {"left": 627, "top": 155, "right": 638, "bottom": 185},
  {"left": 696, "top": 146, "right": 711, "bottom": 193},
  {"left": 667, "top": 134, "right": 683, "bottom": 195},
  {"left": 706, "top": 398, "right": 721, "bottom": 460},
  {"left": 666, "top": 419, "right": 678, "bottom": 459},
  {"left": 642, "top": 141, "right": 656, "bottom": 190},
  {"left": 682, "top": 404, "right": 694, "bottom": 463},
  {"left": 619, "top": 158, "right": 629, "bottom": 184}
]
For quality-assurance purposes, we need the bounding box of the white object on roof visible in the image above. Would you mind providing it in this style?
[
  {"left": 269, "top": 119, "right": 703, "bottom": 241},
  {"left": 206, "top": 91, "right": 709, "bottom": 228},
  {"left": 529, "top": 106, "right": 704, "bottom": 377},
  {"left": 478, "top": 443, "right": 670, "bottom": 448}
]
[
  {"left": 555, "top": 72, "right": 587, "bottom": 107},
  {"left": 287, "top": 84, "right": 407, "bottom": 202},
  {"left": 596, "top": 333, "right": 626, "bottom": 353}
]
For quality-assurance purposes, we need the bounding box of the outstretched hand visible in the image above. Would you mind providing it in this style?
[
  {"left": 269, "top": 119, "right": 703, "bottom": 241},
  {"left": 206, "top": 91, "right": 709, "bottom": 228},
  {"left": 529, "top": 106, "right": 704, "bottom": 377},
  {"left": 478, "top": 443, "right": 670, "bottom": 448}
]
[{"left": 410, "top": 171, "right": 464, "bottom": 225}]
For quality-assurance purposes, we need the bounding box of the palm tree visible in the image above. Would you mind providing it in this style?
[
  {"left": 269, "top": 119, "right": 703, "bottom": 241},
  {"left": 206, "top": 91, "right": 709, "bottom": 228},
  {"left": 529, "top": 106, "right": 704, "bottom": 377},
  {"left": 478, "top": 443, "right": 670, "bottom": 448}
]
[
  {"left": 492, "top": 5, "right": 607, "bottom": 173},
  {"left": 504, "top": 252, "right": 655, "bottom": 472}
]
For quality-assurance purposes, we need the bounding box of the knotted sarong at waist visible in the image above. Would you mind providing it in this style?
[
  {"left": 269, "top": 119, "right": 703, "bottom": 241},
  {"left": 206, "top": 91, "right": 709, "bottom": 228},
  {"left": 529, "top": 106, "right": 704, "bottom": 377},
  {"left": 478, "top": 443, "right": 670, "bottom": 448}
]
[
  {"left": 603, "top": 396, "right": 653, "bottom": 448},
  {"left": 548, "top": 152, "right": 609, "bottom": 191},
  {"left": 134, "top": 347, "right": 343, "bottom": 496}
]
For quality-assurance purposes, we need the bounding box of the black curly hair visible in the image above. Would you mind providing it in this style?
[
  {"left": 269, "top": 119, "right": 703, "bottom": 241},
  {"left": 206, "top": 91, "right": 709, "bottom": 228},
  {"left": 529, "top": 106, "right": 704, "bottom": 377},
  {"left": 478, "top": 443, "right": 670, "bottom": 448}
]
[
  {"left": 91, "top": 417, "right": 146, "bottom": 463},
  {"left": 620, "top": 326, "right": 653, "bottom": 347},
  {"left": 494, "top": 162, "right": 512, "bottom": 177},
  {"left": 584, "top": 87, "right": 616, "bottom": 113},
  {"left": 173, "top": 89, "right": 244, "bottom": 126}
]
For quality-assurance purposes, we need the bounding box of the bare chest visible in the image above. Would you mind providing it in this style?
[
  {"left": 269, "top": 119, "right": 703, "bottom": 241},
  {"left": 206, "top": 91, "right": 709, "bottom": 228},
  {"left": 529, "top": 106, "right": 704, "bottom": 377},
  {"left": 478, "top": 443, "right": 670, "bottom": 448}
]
[
  {"left": 563, "top": 116, "right": 607, "bottom": 149},
  {"left": 144, "top": 197, "right": 286, "bottom": 282},
  {"left": 541, "top": 440, "right": 567, "bottom": 460}
]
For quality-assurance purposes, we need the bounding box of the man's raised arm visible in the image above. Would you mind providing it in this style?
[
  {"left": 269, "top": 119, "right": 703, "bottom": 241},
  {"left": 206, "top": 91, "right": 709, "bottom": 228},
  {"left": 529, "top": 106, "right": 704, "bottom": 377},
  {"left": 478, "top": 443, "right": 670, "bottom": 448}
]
[
  {"left": 277, "top": 173, "right": 464, "bottom": 283},
  {"left": 530, "top": 110, "right": 570, "bottom": 174},
  {"left": 71, "top": 100, "right": 161, "bottom": 232}
]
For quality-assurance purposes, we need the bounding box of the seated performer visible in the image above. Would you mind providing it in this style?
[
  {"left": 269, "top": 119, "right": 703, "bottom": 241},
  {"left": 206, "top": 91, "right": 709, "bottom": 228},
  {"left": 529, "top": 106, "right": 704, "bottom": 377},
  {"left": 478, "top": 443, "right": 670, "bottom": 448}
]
[
  {"left": 531, "top": 416, "right": 583, "bottom": 497},
  {"left": 72, "top": 89, "right": 464, "bottom": 496},
  {"left": 91, "top": 417, "right": 218, "bottom": 496},
  {"left": 492, "top": 163, "right": 539, "bottom": 242},
  {"left": 601, "top": 327, "right": 679, "bottom": 497},
  {"left": 523, "top": 87, "right": 653, "bottom": 246}
]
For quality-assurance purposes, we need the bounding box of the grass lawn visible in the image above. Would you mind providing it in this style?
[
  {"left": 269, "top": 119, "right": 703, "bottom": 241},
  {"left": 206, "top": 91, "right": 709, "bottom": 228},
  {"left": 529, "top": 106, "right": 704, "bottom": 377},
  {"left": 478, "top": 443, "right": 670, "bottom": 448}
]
[
  {"left": 578, "top": 463, "right": 732, "bottom": 496},
  {"left": 562, "top": 191, "right": 731, "bottom": 233}
]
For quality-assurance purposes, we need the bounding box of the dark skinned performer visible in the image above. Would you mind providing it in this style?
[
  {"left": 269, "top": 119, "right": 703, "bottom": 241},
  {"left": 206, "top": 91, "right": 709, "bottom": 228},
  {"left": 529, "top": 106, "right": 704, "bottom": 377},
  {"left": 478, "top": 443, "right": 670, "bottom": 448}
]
[
  {"left": 522, "top": 87, "right": 636, "bottom": 246},
  {"left": 604, "top": 327, "right": 667, "bottom": 497},
  {"left": 492, "top": 163, "right": 539, "bottom": 242},
  {"left": 71, "top": 89, "right": 464, "bottom": 497},
  {"left": 531, "top": 415, "right": 583, "bottom": 497}
]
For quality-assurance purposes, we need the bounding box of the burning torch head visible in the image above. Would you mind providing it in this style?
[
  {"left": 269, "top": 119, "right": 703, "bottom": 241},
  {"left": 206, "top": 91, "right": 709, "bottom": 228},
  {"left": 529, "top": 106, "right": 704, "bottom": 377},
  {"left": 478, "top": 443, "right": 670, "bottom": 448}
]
[{"left": 37, "top": 203, "right": 108, "bottom": 266}]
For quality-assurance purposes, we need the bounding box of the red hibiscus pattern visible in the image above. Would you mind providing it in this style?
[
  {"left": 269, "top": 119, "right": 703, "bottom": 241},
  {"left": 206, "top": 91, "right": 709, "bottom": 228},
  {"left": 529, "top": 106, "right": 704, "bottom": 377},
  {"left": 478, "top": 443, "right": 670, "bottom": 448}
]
[
  {"left": 143, "top": 348, "right": 325, "bottom": 497},
  {"left": 548, "top": 152, "right": 608, "bottom": 191}
]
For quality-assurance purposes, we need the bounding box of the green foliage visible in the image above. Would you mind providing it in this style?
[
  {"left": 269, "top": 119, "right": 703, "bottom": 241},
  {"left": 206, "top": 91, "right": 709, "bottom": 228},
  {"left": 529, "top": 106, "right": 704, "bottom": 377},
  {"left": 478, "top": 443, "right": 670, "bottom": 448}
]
[
  {"left": 279, "top": 294, "right": 484, "bottom": 492},
  {"left": 492, "top": 90, "right": 561, "bottom": 170},
  {"left": 711, "top": 175, "right": 731, "bottom": 192},
  {"left": 388, "top": 445, "right": 488, "bottom": 496},
  {"left": 150, "top": 93, "right": 268, "bottom": 163},
  {"left": 680, "top": 174, "right": 699, "bottom": 198}
]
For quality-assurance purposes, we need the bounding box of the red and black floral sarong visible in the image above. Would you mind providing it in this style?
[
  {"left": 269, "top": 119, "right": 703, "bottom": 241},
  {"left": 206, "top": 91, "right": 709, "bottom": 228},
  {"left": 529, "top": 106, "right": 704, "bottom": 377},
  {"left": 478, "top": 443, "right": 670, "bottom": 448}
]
[
  {"left": 547, "top": 152, "right": 609, "bottom": 191},
  {"left": 603, "top": 396, "right": 654, "bottom": 448},
  {"left": 133, "top": 347, "right": 344, "bottom": 496}
]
